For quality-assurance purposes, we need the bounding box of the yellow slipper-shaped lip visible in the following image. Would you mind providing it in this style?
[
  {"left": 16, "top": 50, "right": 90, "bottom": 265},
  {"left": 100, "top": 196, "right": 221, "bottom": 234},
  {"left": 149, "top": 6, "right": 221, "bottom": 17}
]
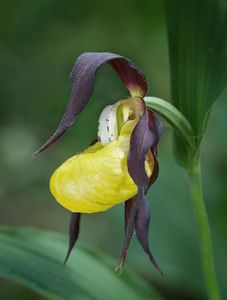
[{"left": 50, "top": 134, "right": 153, "bottom": 213}]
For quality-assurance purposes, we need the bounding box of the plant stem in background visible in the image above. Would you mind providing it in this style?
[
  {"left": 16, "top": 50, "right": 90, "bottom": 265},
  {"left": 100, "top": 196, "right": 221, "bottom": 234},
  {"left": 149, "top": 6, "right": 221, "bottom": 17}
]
[
  {"left": 188, "top": 159, "right": 221, "bottom": 300},
  {"left": 145, "top": 97, "right": 221, "bottom": 299}
]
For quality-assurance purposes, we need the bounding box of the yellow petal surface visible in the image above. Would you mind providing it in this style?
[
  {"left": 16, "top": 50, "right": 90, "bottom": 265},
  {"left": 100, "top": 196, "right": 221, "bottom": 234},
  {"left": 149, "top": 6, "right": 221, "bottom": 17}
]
[{"left": 50, "top": 134, "right": 153, "bottom": 213}]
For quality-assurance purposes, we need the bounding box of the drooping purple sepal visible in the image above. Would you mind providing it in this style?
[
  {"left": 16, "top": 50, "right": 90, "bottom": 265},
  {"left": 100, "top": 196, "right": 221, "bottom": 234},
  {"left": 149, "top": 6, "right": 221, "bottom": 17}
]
[{"left": 34, "top": 52, "right": 148, "bottom": 155}]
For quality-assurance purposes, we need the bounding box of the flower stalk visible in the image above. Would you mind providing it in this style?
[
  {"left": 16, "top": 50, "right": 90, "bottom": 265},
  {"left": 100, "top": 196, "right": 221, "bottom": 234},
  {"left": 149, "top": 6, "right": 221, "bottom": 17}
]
[{"left": 188, "top": 158, "right": 221, "bottom": 300}]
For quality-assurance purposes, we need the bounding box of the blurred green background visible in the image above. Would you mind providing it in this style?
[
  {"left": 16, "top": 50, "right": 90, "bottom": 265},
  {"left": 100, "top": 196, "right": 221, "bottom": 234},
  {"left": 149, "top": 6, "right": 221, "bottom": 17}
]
[{"left": 0, "top": 0, "right": 226, "bottom": 299}]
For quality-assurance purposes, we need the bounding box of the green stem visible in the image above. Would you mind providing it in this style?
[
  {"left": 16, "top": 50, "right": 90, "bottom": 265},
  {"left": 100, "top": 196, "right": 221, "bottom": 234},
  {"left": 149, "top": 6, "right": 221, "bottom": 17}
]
[{"left": 188, "top": 158, "right": 221, "bottom": 300}]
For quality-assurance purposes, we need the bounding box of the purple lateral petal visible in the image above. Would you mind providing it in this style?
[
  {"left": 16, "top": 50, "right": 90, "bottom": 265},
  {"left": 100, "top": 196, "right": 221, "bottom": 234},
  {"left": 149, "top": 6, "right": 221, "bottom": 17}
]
[
  {"left": 116, "top": 195, "right": 138, "bottom": 273},
  {"left": 34, "top": 52, "right": 148, "bottom": 155},
  {"left": 124, "top": 197, "right": 135, "bottom": 232},
  {"left": 148, "top": 155, "right": 159, "bottom": 188},
  {"left": 127, "top": 110, "right": 155, "bottom": 188},
  {"left": 135, "top": 196, "right": 163, "bottom": 275},
  {"left": 147, "top": 110, "right": 163, "bottom": 187},
  {"left": 64, "top": 212, "right": 81, "bottom": 265},
  {"left": 147, "top": 110, "right": 163, "bottom": 151},
  {"left": 127, "top": 107, "right": 163, "bottom": 274}
]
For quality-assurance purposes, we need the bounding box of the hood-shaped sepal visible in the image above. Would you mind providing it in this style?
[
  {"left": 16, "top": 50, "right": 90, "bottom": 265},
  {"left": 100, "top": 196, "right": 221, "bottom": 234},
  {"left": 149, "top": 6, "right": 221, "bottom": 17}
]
[{"left": 34, "top": 52, "right": 148, "bottom": 155}]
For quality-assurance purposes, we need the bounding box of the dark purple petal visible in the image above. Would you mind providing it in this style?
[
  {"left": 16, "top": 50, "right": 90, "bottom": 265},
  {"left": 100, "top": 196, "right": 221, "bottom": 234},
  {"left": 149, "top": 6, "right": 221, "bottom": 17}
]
[
  {"left": 135, "top": 196, "right": 163, "bottom": 275},
  {"left": 147, "top": 110, "right": 163, "bottom": 151},
  {"left": 116, "top": 195, "right": 138, "bottom": 272},
  {"left": 147, "top": 111, "right": 163, "bottom": 187},
  {"left": 127, "top": 106, "right": 163, "bottom": 274},
  {"left": 124, "top": 197, "right": 135, "bottom": 232},
  {"left": 148, "top": 155, "right": 159, "bottom": 188},
  {"left": 34, "top": 52, "right": 148, "bottom": 155},
  {"left": 127, "top": 110, "right": 155, "bottom": 188},
  {"left": 64, "top": 212, "right": 81, "bottom": 265}
]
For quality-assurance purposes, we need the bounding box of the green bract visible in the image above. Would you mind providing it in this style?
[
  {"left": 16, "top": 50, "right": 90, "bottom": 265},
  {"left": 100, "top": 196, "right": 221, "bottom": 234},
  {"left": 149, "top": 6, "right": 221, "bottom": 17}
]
[{"left": 164, "top": 0, "right": 227, "bottom": 167}]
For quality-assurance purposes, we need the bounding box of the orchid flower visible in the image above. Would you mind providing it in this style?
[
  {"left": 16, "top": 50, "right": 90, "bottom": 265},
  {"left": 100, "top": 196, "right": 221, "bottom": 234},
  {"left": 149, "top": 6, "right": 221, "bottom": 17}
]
[{"left": 35, "top": 52, "right": 163, "bottom": 274}]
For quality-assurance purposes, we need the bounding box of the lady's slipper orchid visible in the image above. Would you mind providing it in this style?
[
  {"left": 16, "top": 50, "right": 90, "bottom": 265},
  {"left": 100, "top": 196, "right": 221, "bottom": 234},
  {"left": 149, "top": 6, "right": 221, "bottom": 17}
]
[{"left": 35, "top": 52, "right": 163, "bottom": 274}]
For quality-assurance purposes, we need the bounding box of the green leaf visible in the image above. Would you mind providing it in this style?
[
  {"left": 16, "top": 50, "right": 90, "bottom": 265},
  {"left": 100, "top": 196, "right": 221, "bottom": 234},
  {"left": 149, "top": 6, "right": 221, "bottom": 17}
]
[
  {"left": 0, "top": 226, "right": 162, "bottom": 300},
  {"left": 164, "top": 0, "right": 227, "bottom": 167}
]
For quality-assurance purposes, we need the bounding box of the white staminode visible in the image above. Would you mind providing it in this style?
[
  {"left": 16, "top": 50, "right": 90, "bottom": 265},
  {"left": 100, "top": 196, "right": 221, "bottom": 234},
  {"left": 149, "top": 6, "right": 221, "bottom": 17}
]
[{"left": 98, "top": 104, "right": 119, "bottom": 145}]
